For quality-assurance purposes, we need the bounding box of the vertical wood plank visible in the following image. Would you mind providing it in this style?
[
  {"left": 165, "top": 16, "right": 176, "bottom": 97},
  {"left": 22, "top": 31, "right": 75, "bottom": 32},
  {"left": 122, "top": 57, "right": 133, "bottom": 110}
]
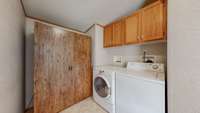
[{"left": 73, "top": 34, "right": 92, "bottom": 102}]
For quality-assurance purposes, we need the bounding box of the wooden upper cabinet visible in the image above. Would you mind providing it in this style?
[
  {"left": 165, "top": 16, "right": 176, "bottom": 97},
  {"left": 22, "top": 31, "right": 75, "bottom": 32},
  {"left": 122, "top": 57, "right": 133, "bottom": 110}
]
[
  {"left": 125, "top": 12, "right": 141, "bottom": 44},
  {"left": 103, "top": 1, "right": 166, "bottom": 47},
  {"left": 112, "top": 20, "right": 125, "bottom": 46},
  {"left": 104, "top": 24, "right": 113, "bottom": 47},
  {"left": 160, "top": 0, "right": 167, "bottom": 4},
  {"left": 141, "top": 1, "right": 164, "bottom": 41},
  {"left": 163, "top": 4, "right": 167, "bottom": 37}
]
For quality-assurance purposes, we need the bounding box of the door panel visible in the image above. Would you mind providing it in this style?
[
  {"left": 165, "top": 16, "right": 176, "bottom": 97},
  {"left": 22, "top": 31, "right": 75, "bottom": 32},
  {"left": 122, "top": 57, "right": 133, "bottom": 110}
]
[
  {"left": 125, "top": 12, "right": 141, "bottom": 44},
  {"left": 73, "top": 34, "right": 90, "bottom": 64},
  {"left": 73, "top": 35, "right": 92, "bottom": 102},
  {"left": 58, "top": 31, "right": 75, "bottom": 112},
  {"left": 104, "top": 24, "right": 113, "bottom": 47},
  {"left": 34, "top": 23, "right": 74, "bottom": 113},
  {"left": 73, "top": 64, "right": 92, "bottom": 102},
  {"left": 34, "top": 22, "right": 92, "bottom": 113},
  {"left": 141, "top": 1, "right": 164, "bottom": 41},
  {"left": 163, "top": 4, "right": 167, "bottom": 38},
  {"left": 113, "top": 20, "right": 125, "bottom": 46}
]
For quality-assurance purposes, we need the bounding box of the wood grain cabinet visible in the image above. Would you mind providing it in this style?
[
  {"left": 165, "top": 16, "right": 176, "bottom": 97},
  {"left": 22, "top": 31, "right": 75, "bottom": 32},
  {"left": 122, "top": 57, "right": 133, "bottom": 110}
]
[
  {"left": 125, "top": 12, "right": 141, "bottom": 44},
  {"left": 34, "top": 22, "right": 92, "bottom": 113},
  {"left": 104, "top": 20, "right": 125, "bottom": 47},
  {"left": 163, "top": 3, "right": 167, "bottom": 37},
  {"left": 141, "top": 1, "right": 164, "bottom": 41},
  {"left": 103, "top": 1, "right": 166, "bottom": 48},
  {"left": 112, "top": 20, "right": 125, "bottom": 46},
  {"left": 104, "top": 24, "right": 113, "bottom": 47}
]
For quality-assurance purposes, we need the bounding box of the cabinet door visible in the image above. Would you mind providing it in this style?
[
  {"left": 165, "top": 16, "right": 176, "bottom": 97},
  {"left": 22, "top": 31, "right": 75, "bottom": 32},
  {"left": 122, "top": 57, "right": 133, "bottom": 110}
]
[
  {"left": 163, "top": 4, "right": 167, "bottom": 38},
  {"left": 34, "top": 23, "right": 74, "bottom": 113},
  {"left": 125, "top": 12, "right": 141, "bottom": 44},
  {"left": 104, "top": 24, "right": 113, "bottom": 47},
  {"left": 113, "top": 20, "right": 125, "bottom": 46},
  {"left": 58, "top": 31, "right": 76, "bottom": 111},
  {"left": 73, "top": 34, "right": 92, "bottom": 102},
  {"left": 141, "top": 1, "right": 164, "bottom": 41}
]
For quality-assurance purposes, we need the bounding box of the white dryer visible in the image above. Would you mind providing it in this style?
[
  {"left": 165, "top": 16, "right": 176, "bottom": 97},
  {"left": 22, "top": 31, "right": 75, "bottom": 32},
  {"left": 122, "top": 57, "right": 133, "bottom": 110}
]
[
  {"left": 93, "top": 66, "right": 116, "bottom": 113},
  {"left": 115, "top": 62, "right": 165, "bottom": 113}
]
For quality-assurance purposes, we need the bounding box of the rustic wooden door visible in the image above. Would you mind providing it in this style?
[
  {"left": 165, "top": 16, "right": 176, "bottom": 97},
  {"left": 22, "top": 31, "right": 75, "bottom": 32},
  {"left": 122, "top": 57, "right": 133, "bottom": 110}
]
[
  {"left": 112, "top": 20, "right": 125, "bottom": 46},
  {"left": 34, "top": 22, "right": 75, "bottom": 113},
  {"left": 72, "top": 34, "right": 92, "bottom": 102},
  {"left": 125, "top": 11, "right": 141, "bottom": 44},
  {"left": 141, "top": 1, "right": 164, "bottom": 41}
]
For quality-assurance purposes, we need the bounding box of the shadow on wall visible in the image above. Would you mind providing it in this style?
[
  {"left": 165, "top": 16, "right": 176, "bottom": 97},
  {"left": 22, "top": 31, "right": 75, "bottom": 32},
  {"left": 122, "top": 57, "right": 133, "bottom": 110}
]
[
  {"left": 141, "top": 0, "right": 158, "bottom": 7},
  {"left": 25, "top": 33, "right": 34, "bottom": 109}
]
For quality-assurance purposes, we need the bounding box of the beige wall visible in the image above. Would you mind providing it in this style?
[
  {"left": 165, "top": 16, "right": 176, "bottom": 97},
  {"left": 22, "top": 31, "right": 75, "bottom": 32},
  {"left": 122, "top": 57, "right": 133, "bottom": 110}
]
[
  {"left": 0, "top": 0, "right": 25, "bottom": 113},
  {"left": 168, "top": 0, "right": 200, "bottom": 113}
]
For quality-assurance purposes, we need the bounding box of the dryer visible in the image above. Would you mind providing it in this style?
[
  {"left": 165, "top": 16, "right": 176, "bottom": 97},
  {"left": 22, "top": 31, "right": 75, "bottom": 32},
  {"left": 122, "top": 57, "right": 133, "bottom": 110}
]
[{"left": 115, "top": 62, "right": 165, "bottom": 113}]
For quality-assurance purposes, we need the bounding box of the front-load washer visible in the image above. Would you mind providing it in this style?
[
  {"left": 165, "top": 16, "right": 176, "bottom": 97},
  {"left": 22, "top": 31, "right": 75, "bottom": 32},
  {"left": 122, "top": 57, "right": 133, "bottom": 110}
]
[{"left": 93, "top": 66, "right": 116, "bottom": 113}]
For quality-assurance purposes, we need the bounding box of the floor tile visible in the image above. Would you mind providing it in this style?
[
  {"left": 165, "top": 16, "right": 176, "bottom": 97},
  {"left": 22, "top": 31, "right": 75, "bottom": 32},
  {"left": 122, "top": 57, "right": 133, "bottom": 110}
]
[{"left": 60, "top": 97, "right": 107, "bottom": 113}]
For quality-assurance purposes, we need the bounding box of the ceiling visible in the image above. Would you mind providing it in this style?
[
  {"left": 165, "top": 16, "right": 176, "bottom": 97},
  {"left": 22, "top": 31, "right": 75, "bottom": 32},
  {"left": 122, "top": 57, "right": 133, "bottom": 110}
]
[{"left": 23, "top": 0, "right": 146, "bottom": 32}]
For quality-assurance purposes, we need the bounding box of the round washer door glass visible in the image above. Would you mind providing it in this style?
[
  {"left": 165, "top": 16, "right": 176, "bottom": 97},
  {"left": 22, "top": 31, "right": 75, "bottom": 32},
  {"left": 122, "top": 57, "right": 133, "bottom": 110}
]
[{"left": 94, "top": 77, "right": 110, "bottom": 98}]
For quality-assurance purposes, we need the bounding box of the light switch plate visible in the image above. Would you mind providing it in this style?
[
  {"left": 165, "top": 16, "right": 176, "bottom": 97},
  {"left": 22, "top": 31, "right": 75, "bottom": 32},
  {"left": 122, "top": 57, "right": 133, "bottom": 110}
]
[{"left": 112, "top": 56, "right": 123, "bottom": 65}]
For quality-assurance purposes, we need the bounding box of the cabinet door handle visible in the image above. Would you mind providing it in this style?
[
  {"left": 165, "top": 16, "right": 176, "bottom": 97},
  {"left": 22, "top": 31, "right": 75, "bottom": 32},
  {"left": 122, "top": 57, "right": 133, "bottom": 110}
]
[{"left": 137, "top": 36, "right": 140, "bottom": 40}]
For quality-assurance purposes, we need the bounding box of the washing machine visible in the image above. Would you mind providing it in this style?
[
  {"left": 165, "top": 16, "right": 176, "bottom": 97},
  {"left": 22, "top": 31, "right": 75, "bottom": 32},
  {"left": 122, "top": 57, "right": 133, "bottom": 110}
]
[{"left": 93, "top": 66, "right": 116, "bottom": 113}]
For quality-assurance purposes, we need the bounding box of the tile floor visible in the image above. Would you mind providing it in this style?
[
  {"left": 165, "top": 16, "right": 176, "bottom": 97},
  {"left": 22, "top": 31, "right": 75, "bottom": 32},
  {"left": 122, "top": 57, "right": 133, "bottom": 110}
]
[
  {"left": 60, "top": 97, "right": 107, "bottom": 113},
  {"left": 25, "top": 97, "right": 106, "bottom": 113}
]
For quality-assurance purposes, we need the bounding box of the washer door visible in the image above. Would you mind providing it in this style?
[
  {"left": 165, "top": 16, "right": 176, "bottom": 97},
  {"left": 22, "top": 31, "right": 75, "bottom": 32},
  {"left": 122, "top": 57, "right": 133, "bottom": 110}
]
[{"left": 94, "top": 76, "right": 110, "bottom": 98}]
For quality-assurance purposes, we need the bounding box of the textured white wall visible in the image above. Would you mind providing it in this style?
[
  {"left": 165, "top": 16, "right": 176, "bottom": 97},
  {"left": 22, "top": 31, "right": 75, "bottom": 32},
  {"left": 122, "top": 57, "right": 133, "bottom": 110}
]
[
  {"left": 0, "top": 0, "right": 25, "bottom": 113},
  {"left": 87, "top": 25, "right": 167, "bottom": 66},
  {"left": 168, "top": 0, "right": 200, "bottom": 113}
]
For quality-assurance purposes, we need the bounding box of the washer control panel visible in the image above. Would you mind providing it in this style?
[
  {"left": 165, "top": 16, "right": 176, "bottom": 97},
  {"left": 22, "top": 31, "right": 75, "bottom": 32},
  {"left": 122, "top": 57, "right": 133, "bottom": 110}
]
[
  {"left": 151, "top": 63, "right": 164, "bottom": 72},
  {"left": 127, "top": 62, "right": 165, "bottom": 73}
]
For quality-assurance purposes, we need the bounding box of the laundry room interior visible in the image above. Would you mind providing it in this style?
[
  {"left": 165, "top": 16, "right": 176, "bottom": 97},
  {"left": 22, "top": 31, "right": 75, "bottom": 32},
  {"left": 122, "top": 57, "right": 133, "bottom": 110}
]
[
  {"left": 25, "top": 1, "right": 167, "bottom": 113},
  {"left": 26, "top": 19, "right": 167, "bottom": 113},
  {"left": 2, "top": 0, "right": 200, "bottom": 113}
]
